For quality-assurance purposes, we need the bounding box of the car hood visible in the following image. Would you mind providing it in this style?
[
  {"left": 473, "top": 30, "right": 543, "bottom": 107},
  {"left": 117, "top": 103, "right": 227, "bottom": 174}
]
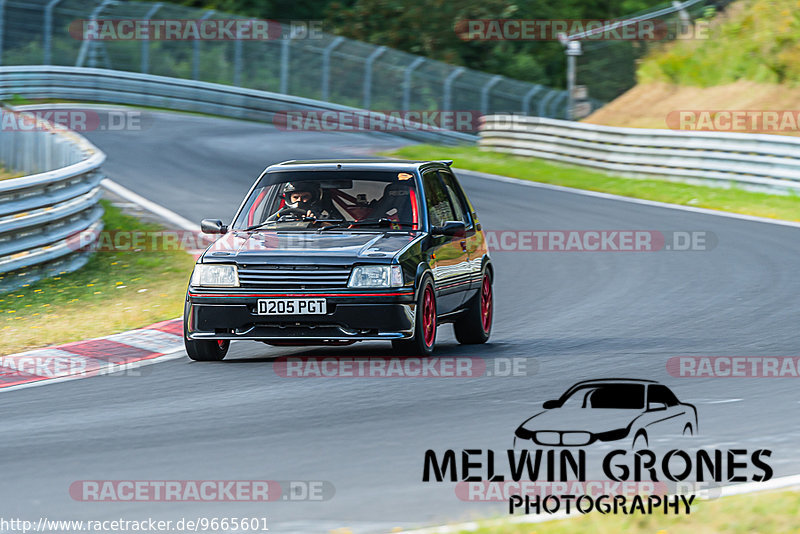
[
  {"left": 518, "top": 407, "right": 641, "bottom": 434},
  {"left": 201, "top": 230, "right": 423, "bottom": 264}
]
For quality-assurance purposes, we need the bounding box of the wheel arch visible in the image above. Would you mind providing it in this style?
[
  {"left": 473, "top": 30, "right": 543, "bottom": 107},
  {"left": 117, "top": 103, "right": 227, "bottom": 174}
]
[
  {"left": 632, "top": 428, "right": 649, "bottom": 448},
  {"left": 482, "top": 257, "right": 494, "bottom": 279},
  {"left": 414, "top": 262, "right": 435, "bottom": 301}
]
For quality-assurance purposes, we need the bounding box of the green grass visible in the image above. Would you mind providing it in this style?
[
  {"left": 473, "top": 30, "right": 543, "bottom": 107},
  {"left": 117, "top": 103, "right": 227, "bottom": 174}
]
[
  {"left": 0, "top": 200, "right": 197, "bottom": 354},
  {"left": 639, "top": 0, "right": 800, "bottom": 87},
  {"left": 2, "top": 94, "right": 33, "bottom": 107},
  {"left": 382, "top": 145, "right": 800, "bottom": 222},
  {"left": 0, "top": 168, "right": 22, "bottom": 180},
  {"left": 443, "top": 490, "right": 800, "bottom": 534}
]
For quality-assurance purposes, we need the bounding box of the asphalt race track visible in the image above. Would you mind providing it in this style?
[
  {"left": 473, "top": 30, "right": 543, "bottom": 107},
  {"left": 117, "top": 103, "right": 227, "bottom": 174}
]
[{"left": 1, "top": 110, "right": 799, "bottom": 533}]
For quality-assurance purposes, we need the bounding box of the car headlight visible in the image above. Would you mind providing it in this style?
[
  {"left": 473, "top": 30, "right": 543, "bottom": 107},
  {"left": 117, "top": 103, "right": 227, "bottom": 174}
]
[
  {"left": 348, "top": 265, "right": 403, "bottom": 288},
  {"left": 191, "top": 264, "right": 240, "bottom": 287}
]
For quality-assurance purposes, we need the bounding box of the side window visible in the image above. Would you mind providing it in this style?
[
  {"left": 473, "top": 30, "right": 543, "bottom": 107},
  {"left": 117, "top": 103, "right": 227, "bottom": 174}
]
[
  {"left": 648, "top": 385, "right": 679, "bottom": 407},
  {"left": 438, "top": 171, "right": 470, "bottom": 226},
  {"left": 422, "top": 170, "right": 455, "bottom": 227},
  {"left": 242, "top": 185, "right": 277, "bottom": 227}
]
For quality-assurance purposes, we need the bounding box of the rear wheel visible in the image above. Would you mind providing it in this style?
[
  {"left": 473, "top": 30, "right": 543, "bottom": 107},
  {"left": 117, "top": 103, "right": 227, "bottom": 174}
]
[
  {"left": 454, "top": 271, "right": 493, "bottom": 344},
  {"left": 392, "top": 278, "right": 437, "bottom": 356},
  {"left": 184, "top": 301, "right": 229, "bottom": 361}
]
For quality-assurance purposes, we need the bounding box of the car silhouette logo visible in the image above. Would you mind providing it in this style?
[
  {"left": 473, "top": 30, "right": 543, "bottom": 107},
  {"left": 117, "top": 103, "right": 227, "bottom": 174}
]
[{"left": 514, "top": 378, "right": 698, "bottom": 449}]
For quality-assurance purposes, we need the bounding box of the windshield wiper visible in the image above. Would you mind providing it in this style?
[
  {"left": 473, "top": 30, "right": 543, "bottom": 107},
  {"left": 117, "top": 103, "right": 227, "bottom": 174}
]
[
  {"left": 318, "top": 218, "right": 416, "bottom": 232},
  {"left": 244, "top": 218, "right": 344, "bottom": 232},
  {"left": 243, "top": 221, "right": 276, "bottom": 232}
]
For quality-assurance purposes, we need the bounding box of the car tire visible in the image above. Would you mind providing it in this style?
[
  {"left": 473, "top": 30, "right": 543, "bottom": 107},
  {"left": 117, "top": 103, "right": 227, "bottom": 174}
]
[
  {"left": 453, "top": 270, "right": 493, "bottom": 345},
  {"left": 183, "top": 301, "right": 229, "bottom": 361},
  {"left": 392, "top": 278, "right": 437, "bottom": 356},
  {"left": 683, "top": 423, "right": 694, "bottom": 436}
]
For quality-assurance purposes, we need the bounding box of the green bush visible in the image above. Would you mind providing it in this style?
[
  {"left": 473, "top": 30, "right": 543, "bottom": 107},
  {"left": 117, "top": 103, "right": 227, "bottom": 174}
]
[{"left": 639, "top": 0, "right": 800, "bottom": 86}]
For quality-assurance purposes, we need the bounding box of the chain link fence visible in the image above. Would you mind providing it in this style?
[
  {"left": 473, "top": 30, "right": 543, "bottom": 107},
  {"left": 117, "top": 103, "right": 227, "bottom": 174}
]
[{"left": 0, "top": 0, "right": 575, "bottom": 124}]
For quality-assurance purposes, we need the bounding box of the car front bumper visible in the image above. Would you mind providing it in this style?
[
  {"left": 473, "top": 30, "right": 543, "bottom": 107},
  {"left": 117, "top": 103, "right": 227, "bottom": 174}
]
[{"left": 186, "top": 289, "right": 416, "bottom": 341}]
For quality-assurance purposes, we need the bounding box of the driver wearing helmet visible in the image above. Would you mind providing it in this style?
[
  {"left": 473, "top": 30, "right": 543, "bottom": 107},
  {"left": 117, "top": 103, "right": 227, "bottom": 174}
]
[{"left": 267, "top": 182, "right": 337, "bottom": 221}]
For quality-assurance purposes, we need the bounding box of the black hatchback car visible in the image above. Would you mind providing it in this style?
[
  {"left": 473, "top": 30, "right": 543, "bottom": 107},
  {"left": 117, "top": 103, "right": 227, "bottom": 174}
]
[{"left": 184, "top": 159, "right": 493, "bottom": 360}]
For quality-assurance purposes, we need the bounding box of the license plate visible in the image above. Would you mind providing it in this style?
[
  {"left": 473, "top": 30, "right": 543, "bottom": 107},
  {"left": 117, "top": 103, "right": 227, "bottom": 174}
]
[{"left": 257, "top": 298, "right": 327, "bottom": 315}]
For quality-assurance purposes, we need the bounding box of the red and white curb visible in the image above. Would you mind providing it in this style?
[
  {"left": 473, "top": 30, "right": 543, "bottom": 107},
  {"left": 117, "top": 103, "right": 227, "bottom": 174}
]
[
  {"left": 0, "top": 177, "right": 200, "bottom": 394},
  {"left": 0, "top": 318, "right": 185, "bottom": 392}
]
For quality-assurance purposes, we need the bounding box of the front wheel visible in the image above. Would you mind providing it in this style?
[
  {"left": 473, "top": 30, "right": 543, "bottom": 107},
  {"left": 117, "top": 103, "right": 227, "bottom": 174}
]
[
  {"left": 392, "top": 278, "right": 437, "bottom": 356},
  {"left": 454, "top": 271, "right": 493, "bottom": 344},
  {"left": 184, "top": 301, "right": 229, "bottom": 361}
]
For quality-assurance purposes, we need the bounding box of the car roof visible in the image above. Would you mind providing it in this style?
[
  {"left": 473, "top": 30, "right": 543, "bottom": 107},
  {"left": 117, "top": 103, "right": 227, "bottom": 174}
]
[
  {"left": 567, "top": 378, "right": 659, "bottom": 388},
  {"left": 264, "top": 159, "right": 453, "bottom": 173}
]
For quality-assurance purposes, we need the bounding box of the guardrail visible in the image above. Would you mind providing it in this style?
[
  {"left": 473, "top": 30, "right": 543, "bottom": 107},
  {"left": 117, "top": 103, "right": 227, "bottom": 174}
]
[
  {"left": 0, "top": 106, "right": 105, "bottom": 293},
  {"left": 480, "top": 115, "right": 800, "bottom": 193},
  {"left": 0, "top": 66, "right": 477, "bottom": 145}
]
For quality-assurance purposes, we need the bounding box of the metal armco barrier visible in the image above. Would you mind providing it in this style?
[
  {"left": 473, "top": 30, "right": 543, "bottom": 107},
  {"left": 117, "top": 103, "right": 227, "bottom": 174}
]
[
  {"left": 480, "top": 115, "right": 800, "bottom": 193},
  {"left": 0, "top": 106, "right": 105, "bottom": 293},
  {"left": 0, "top": 66, "right": 477, "bottom": 145}
]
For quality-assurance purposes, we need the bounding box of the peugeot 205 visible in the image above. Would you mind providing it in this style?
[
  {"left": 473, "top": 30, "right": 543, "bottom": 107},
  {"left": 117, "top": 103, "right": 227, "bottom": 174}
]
[{"left": 183, "top": 159, "right": 493, "bottom": 360}]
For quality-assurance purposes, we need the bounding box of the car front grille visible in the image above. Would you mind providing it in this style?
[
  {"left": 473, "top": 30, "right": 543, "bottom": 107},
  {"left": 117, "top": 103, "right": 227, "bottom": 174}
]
[
  {"left": 534, "top": 431, "right": 592, "bottom": 446},
  {"left": 534, "top": 432, "right": 561, "bottom": 446},
  {"left": 237, "top": 265, "right": 352, "bottom": 290},
  {"left": 560, "top": 431, "right": 592, "bottom": 446}
]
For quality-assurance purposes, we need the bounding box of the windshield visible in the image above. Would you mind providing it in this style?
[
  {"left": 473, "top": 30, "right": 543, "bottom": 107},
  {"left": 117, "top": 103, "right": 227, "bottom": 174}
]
[
  {"left": 559, "top": 384, "right": 645, "bottom": 410},
  {"left": 232, "top": 170, "right": 422, "bottom": 231}
]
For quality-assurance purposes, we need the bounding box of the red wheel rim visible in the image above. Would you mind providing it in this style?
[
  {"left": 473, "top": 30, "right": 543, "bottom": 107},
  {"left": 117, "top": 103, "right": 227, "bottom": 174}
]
[
  {"left": 480, "top": 275, "right": 492, "bottom": 333},
  {"left": 422, "top": 285, "right": 436, "bottom": 347}
]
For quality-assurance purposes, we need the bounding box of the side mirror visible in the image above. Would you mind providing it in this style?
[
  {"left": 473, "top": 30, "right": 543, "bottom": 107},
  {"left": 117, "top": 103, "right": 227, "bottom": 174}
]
[
  {"left": 647, "top": 401, "right": 667, "bottom": 412},
  {"left": 542, "top": 400, "right": 560, "bottom": 409},
  {"left": 432, "top": 220, "right": 466, "bottom": 238},
  {"left": 201, "top": 219, "right": 227, "bottom": 234}
]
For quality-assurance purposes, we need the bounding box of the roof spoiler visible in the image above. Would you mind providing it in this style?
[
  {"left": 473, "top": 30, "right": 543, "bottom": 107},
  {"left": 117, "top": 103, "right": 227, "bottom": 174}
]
[{"left": 437, "top": 160, "right": 454, "bottom": 166}]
